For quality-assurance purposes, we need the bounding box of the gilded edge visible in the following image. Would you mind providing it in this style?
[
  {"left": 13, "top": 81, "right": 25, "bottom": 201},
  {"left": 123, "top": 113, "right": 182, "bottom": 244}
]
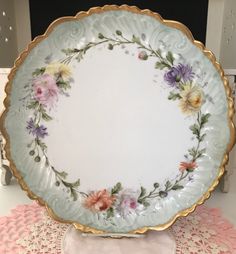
[{"left": 0, "top": 5, "right": 235, "bottom": 235}]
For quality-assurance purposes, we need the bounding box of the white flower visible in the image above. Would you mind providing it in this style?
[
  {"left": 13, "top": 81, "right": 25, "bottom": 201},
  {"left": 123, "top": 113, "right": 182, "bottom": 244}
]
[{"left": 179, "top": 83, "right": 204, "bottom": 115}]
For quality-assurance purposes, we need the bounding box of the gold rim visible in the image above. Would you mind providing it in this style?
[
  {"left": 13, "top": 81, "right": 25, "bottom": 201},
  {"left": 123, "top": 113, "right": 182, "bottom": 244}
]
[{"left": 0, "top": 5, "right": 235, "bottom": 234}]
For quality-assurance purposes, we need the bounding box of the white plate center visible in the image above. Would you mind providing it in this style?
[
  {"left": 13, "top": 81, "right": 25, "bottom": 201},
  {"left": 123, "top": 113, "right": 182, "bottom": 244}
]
[{"left": 46, "top": 45, "right": 192, "bottom": 190}]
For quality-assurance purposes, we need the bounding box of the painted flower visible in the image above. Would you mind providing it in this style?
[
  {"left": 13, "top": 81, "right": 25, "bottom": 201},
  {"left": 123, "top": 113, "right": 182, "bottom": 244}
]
[
  {"left": 164, "top": 64, "right": 194, "bottom": 87},
  {"left": 179, "top": 84, "right": 204, "bottom": 115},
  {"left": 45, "top": 62, "right": 72, "bottom": 80},
  {"left": 27, "top": 118, "right": 48, "bottom": 138},
  {"left": 138, "top": 51, "right": 148, "bottom": 60},
  {"left": 84, "top": 189, "right": 115, "bottom": 212},
  {"left": 177, "top": 64, "right": 194, "bottom": 82},
  {"left": 33, "top": 74, "right": 59, "bottom": 108},
  {"left": 116, "top": 189, "right": 139, "bottom": 217},
  {"left": 179, "top": 161, "right": 197, "bottom": 172}
]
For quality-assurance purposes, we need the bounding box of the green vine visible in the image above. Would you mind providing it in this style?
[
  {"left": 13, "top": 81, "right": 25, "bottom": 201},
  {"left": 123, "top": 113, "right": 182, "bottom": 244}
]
[
  {"left": 137, "top": 111, "right": 210, "bottom": 206},
  {"left": 23, "top": 29, "right": 210, "bottom": 213}
]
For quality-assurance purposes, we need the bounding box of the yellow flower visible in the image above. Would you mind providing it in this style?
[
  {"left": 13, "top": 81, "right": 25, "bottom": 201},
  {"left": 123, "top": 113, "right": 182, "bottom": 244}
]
[
  {"left": 179, "top": 84, "right": 204, "bottom": 115},
  {"left": 45, "top": 62, "right": 71, "bottom": 80}
]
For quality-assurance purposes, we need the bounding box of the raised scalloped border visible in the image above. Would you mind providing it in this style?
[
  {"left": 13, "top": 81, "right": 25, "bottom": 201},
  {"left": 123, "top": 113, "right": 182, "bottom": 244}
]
[{"left": 0, "top": 5, "right": 235, "bottom": 234}]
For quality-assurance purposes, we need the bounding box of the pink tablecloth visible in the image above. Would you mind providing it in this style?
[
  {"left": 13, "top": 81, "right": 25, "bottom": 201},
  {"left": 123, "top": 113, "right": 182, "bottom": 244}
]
[{"left": 0, "top": 203, "right": 236, "bottom": 254}]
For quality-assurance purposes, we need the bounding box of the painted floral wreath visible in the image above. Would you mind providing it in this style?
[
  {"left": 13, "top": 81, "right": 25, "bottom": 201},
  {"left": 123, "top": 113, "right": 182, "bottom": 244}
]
[{"left": 23, "top": 30, "right": 210, "bottom": 219}]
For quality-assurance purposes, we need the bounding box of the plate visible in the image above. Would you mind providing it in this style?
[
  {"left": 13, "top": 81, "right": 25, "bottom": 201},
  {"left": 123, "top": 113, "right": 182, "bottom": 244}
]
[{"left": 1, "top": 5, "right": 235, "bottom": 234}]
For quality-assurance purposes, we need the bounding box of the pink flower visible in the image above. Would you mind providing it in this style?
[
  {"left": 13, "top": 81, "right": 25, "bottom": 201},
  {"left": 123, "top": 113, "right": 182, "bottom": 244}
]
[
  {"left": 138, "top": 50, "right": 148, "bottom": 60},
  {"left": 84, "top": 189, "right": 115, "bottom": 212},
  {"left": 179, "top": 161, "right": 197, "bottom": 172},
  {"left": 117, "top": 190, "right": 138, "bottom": 216},
  {"left": 121, "top": 196, "right": 137, "bottom": 209},
  {"left": 33, "top": 74, "right": 59, "bottom": 108}
]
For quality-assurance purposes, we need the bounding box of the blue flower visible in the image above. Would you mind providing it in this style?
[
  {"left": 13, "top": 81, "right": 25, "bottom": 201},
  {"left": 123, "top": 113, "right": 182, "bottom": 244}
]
[
  {"left": 27, "top": 118, "right": 48, "bottom": 138},
  {"left": 164, "top": 64, "right": 194, "bottom": 87}
]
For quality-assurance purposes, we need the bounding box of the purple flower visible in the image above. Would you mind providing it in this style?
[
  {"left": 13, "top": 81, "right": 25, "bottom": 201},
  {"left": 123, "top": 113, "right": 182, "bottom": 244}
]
[
  {"left": 177, "top": 64, "right": 194, "bottom": 82},
  {"left": 164, "top": 64, "right": 194, "bottom": 87},
  {"left": 26, "top": 118, "right": 35, "bottom": 134},
  {"left": 35, "top": 125, "right": 48, "bottom": 138},
  {"left": 164, "top": 67, "right": 181, "bottom": 87},
  {"left": 188, "top": 176, "right": 194, "bottom": 182},
  {"left": 27, "top": 118, "right": 48, "bottom": 138}
]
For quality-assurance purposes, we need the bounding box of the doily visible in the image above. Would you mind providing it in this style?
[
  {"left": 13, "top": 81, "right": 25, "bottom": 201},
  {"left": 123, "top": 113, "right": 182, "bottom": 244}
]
[
  {"left": 16, "top": 213, "right": 68, "bottom": 254},
  {"left": 171, "top": 206, "right": 236, "bottom": 253},
  {"left": 0, "top": 203, "right": 236, "bottom": 253}
]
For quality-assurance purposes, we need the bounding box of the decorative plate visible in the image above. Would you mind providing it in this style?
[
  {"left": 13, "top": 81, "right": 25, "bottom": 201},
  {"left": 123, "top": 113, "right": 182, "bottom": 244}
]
[{"left": 1, "top": 5, "right": 235, "bottom": 234}]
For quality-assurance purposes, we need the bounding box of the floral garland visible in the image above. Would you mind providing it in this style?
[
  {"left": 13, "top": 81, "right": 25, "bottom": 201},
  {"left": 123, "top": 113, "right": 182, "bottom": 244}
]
[{"left": 23, "top": 30, "right": 210, "bottom": 218}]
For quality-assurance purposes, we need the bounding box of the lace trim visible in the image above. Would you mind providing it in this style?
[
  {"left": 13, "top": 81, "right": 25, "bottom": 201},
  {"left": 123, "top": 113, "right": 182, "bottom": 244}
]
[{"left": 171, "top": 206, "right": 236, "bottom": 253}]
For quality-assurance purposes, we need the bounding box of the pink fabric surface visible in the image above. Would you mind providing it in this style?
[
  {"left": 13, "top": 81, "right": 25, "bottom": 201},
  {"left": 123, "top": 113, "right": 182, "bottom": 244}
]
[
  {"left": 0, "top": 203, "right": 42, "bottom": 254},
  {"left": 63, "top": 227, "right": 176, "bottom": 254},
  {"left": 0, "top": 202, "right": 236, "bottom": 253}
]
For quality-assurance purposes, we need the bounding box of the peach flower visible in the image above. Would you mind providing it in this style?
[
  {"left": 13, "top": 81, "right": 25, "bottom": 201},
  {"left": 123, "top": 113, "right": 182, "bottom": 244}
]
[
  {"left": 179, "top": 161, "right": 197, "bottom": 172},
  {"left": 84, "top": 189, "right": 115, "bottom": 212}
]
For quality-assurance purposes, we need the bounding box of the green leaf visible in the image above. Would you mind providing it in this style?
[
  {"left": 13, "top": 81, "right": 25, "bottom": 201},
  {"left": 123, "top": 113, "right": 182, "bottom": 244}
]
[
  {"left": 75, "top": 52, "right": 84, "bottom": 62},
  {"left": 189, "top": 124, "right": 200, "bottom": 136},
  {"left": 165, "top": 180, "right": 171, "bottom": 190},
  {"left": 27, "top": 100, "right": 39, "bottom": 109},
  {"left": 186, "top": 168, "right": 194, "bottom": 173},
  {"left": 132, "top": 35, "right": 140, "bottom": 44},
  {"left": 156, "top": 49, "right": 162, "bottom": 56},
  {"left": 62, "top": 181, "right": 71, "bottom": 188},
  {"left": 184, "top": 154, "right": 189, "bottom": 159},
  {"left": 155, "top": 61, "right": 169, "bottom": 70},
  {"left": 71, "top": 188, "right": 78, "bottom": 201},
  {"left": 138, "top": 186, "right": 146, "bottom": 199},
  {"left": 71, "top": 178, "right": 80, "bottom": 188},
  {"left": 188, "top": 147, "right": 197, "bottom": 158},
  {"left": 197, "top": 148, "right": 206, "bottom": 158},
  {"left": 199, "top": 148, "right": 206, "bottom": 154},
  {"left": 108, "top": 43, "right": 114, "bottom": 50},
  {"left": 168, "top": 92, "right": 181, "bottom": 100},
  {"left": 199, "top": 133, "right": 206, "bottom": 142},
  {"left": 37, "top": 139, "right": 47, "bottom": 150},
  {"left": 32, "top": 68, "right": 45, "bottom": 76},
  {"left": 57, "top": 80, "right": 71, "bottom": 90},
  {"left": 166, "top": 51, "right": 174, "bottom": 65},
  {"left": 111, "top": 182, "right": 122, "bottom": 194},
  {"left": 62, "top": 48, "right": 79, "bottom": 55},
  {"left": 201, "top": 113, "right": 211, "bottom": 126},
  {"left": 116, "top": 30, "right": 122, "bottom": 36},
  {"left": 56, "top": 170, "right": 68, "bottom": 179},
  {"left": 41, "top": 111, "right": 53, "bottom": 121},
  {"left": 172, "top": 184, "right": 184, "bottom": 190},
  {"left": 106, "top": 207, "right": 114, "bottom": 219},
  {"left": 98, "top": 33, "right": 104, "bottom": 39},
  {"left": 142, "top": 201, "right": 150, "bottom": 207}
]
